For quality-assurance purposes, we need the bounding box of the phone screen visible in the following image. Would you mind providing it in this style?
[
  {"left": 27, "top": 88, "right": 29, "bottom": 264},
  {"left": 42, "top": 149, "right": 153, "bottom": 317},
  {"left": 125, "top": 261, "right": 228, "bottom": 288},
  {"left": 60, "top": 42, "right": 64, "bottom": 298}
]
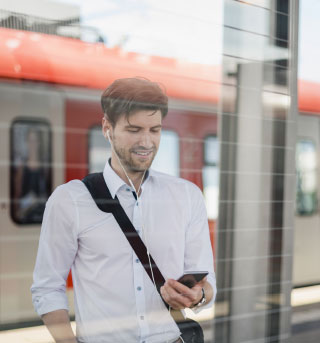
[{"left": 177, "top": 271, "right": 208, "bottom": 288}]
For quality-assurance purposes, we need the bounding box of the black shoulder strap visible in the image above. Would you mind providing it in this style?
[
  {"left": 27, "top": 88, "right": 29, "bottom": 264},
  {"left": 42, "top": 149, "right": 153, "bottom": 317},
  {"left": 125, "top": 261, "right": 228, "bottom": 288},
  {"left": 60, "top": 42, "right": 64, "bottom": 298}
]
[{"left": 82, "top": 173, "right": 166, "bottom": 294}]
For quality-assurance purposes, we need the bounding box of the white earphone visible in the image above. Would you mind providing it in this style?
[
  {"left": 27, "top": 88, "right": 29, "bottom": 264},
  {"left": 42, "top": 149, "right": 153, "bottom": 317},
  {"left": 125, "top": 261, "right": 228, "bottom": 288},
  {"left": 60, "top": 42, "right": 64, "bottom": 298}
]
[{"left": 106, "top": 129, "right": 112, "bottom": 143}]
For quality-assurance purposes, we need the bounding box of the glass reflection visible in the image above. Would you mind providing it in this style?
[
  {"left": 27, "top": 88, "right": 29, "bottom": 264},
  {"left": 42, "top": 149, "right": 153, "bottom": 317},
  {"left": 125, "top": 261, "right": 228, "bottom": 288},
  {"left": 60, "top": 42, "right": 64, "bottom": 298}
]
[{"left": 224, "top": 0, "right": 271, "bottom": 36}]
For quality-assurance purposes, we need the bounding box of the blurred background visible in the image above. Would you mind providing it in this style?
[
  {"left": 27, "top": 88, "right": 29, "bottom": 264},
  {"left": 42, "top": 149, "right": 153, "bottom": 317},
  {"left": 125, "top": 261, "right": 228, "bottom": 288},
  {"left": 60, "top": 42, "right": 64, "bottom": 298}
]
[{"left": 0, "top": 0, "right": 319, "bottom": 342}]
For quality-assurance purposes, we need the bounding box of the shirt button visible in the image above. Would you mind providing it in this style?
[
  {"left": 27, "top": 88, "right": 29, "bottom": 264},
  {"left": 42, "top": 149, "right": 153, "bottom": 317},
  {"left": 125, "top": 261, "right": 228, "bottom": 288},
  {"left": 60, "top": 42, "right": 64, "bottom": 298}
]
[
  {"left": 126, "top": 188, "right": 130, "bottom": 191},
  {"left": 136, "top": 202, "right": 139, "bottom": 206},
  {"left": 136, "top": 259, "right": 139, "bottom": 263},
  {"left": 137, "top": 286, "right": 142, "bottom": 291},
  {"left": 140, "top": 316, "right": 144, "bottom": 320}
]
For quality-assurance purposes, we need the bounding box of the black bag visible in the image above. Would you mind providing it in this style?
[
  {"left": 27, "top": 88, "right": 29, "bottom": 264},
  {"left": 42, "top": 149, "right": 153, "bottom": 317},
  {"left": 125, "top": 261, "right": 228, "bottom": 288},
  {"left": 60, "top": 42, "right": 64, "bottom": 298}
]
[
  {"left": 177, "top": 320, "right": 204, "bottom": 343},
  {"left": 82, "top": 173, "right": 204, "bottom": 343}
]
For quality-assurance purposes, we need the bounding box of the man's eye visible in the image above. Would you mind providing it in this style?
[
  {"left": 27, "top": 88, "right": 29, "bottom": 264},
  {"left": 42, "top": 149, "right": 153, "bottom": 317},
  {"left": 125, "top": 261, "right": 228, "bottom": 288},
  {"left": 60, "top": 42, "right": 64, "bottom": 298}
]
[{"left": 128, "top": 129, "right": 139, "bottom": 133}]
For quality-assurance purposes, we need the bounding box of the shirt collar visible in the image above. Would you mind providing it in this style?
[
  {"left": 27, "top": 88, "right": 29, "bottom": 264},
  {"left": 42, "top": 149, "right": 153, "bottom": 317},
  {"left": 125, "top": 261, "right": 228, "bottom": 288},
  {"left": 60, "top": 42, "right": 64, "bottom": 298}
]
[{"left": 103, "top": 159, "right": 153, "bottom": 199}]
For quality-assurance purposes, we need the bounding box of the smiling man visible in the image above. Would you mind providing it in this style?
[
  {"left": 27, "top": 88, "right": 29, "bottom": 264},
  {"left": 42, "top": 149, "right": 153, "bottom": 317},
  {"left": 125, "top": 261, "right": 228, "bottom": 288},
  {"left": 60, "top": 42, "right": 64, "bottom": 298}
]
[{"left": 31, "top": 78, "right": 216, "bottom": 343}]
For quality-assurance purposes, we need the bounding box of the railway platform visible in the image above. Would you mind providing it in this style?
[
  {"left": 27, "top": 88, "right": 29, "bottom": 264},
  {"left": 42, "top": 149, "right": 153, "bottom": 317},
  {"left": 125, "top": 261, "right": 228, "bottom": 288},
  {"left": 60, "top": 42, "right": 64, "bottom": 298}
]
[{"left": 291, "top": 302, "right": 320, "bottom": 343}]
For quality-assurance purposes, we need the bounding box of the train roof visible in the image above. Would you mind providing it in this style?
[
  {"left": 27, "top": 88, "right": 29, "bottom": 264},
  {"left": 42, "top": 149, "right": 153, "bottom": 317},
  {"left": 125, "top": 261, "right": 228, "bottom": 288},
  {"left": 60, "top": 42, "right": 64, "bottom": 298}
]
[{"left": 0, "top": 28, "right": 319, "bottom": 114}]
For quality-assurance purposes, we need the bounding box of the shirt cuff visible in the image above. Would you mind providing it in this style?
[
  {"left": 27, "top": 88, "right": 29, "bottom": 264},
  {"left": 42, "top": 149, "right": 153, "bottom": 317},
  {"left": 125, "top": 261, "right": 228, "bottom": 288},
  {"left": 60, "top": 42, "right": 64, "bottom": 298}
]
[{"left": 32, "top": 291, "right": 69, "bottom": 316}]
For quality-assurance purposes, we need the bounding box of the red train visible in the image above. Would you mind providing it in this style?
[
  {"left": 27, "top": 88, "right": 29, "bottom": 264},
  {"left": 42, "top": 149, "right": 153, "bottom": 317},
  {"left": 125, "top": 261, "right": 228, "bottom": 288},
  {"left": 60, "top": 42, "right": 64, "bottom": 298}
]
[{"left": 0, "top": 27, "right": 319, "bottom": 328}]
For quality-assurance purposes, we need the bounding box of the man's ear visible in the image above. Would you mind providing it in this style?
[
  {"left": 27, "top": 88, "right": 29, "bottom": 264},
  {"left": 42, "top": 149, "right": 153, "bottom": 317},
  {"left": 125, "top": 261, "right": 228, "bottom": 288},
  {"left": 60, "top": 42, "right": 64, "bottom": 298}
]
[{"left": 102, "top": 117, "right": 111, "bottom": 137}]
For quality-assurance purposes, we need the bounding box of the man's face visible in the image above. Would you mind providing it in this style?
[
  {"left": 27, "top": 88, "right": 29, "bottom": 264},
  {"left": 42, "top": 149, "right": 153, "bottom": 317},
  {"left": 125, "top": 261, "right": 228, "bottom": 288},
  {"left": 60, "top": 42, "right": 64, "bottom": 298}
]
[{"left": 103, "top": 110, "right": 162, "bottom": 172}]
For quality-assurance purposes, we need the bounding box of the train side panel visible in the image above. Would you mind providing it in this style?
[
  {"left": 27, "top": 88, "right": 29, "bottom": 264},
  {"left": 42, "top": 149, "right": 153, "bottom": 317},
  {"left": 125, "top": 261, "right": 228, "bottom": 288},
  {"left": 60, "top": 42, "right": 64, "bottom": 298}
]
[{"left": 0, "top": 82, "right": 65, "bottom": 326}]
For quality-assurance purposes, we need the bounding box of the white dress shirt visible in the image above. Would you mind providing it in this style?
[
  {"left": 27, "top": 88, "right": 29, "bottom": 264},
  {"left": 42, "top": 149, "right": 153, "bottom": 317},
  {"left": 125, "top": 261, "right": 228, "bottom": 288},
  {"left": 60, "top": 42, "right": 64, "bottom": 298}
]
[{"left": 31, "top": 161, "right": 216, "bottom": 343}]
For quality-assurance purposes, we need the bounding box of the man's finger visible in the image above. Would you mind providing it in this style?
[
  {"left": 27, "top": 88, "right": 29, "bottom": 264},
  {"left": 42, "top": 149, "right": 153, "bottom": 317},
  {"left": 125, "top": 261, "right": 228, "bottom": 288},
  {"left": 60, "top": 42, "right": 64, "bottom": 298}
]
[
  {"left": 167, "top": 279, "right": 194, "bottom": 295},
  {"left": 161, "top": 282, "right": 194, "bottom": 309},
  {"left": 164, "top": 281, "right": 188, "bottom": 302}
]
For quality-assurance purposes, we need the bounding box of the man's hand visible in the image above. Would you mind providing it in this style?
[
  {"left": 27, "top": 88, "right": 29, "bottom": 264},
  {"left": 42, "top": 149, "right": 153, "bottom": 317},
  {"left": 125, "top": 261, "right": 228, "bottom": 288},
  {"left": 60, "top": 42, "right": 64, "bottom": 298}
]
[{"left": 160, "top": 277, "right": 207, "bottom": 310}]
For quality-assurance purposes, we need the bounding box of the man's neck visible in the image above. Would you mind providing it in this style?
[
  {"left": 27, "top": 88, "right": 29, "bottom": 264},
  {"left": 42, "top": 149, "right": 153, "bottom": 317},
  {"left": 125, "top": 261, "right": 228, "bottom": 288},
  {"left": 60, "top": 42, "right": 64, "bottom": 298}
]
[{"left": 109, "top": 158, "right": 146, "bottom": 193}]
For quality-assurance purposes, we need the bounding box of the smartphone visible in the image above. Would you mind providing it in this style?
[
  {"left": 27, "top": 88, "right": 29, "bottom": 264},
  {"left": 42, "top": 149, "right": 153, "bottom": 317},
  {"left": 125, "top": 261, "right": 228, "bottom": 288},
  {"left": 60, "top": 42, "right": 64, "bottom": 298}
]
[{"left": 177, "top": 271, "right": 208, "bottom": 288}]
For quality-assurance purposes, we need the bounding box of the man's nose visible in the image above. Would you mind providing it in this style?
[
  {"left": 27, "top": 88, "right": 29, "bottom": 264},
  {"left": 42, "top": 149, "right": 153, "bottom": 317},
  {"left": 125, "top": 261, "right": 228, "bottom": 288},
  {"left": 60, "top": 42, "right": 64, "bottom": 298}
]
[{"left": 138, "top": 132, "right": 152, "bottom": 148}]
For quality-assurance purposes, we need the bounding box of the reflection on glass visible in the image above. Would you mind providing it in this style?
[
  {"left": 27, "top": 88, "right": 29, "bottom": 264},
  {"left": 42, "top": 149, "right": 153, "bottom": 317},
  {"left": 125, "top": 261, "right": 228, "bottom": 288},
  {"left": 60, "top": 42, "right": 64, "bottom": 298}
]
[
  {"left": 11, "top": 120, "right": 51, "bottom": 225},
  {"left": 224, "top": 26, "right": 289, "bottom": 63},
  {"left": 225, "top": 0, "right": 271, "bottom": 36},
  {"left": 296, "top": 140, "right": 317, "bottom": 215},
  {"left": 203, "top": 136, "right": 219, "bottom": 219},
  {"left": 152, "top": 130, "right": 180, "bottom": 177},
  {"left": 89, "top": 127, "right": 111, "bottom": 173},
  {"left": 223, "top": 56, "right": 289, "bottom": 91}
]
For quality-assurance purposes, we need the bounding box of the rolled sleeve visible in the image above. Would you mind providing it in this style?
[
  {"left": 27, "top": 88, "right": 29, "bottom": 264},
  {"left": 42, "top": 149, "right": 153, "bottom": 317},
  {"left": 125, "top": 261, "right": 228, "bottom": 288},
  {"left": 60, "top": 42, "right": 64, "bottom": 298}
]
[
  {"left": 185, "top": 183, "right": 217, "bottom": 312},
  {"left": 31, "top": 184, "right": 78, "bottom": 316},
  {"left": 32, "top": 289, "right": 69, "bottom": 316}
]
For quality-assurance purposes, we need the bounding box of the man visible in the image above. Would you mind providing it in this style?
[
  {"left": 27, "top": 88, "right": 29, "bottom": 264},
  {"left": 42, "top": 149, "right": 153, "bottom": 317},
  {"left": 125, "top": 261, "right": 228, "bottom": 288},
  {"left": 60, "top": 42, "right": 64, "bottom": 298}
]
[{"left": 31, "top": 78, "right": 216, "bottom": 343}]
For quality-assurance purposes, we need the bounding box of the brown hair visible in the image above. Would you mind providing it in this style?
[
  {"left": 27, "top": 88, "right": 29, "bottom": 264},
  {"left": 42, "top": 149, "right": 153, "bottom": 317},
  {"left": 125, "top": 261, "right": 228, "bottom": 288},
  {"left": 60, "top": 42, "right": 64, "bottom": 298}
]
[{"left": 101, "top": 78, "right": 168, "bottom": 127}]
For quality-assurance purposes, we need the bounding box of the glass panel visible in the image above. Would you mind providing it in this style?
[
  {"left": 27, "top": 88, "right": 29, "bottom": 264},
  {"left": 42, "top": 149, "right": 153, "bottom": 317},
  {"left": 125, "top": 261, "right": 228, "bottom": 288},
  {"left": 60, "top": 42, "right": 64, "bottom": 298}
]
[
  {"left": 220, "top": 83, "right": 290, "bottom": 118},
  {"left": 223, "top": 56, "right": 289, "bottom": 91},
  {"left": 89, "top": 126, "right": 111, "bottom": 173},
  {"left": 225, "top": 0, "right": 272, "bottom": 36},
  {"left": 152, "top": 130, "right": 180, "bottom": 177},
  {"left": 274, "top": 0, "right": 289, "bottom": 48},
  {"left": 217, "top": 1, "right": 294, "bottom": 341},
  {"left": 296, "top": 140, "right": 317, "bottom": 215},
  {"left": 10, "top": 120, "right": 52, "bottom": 225},
  {"left": 224, "top": 26, "right": 289, "bottom": 62}
]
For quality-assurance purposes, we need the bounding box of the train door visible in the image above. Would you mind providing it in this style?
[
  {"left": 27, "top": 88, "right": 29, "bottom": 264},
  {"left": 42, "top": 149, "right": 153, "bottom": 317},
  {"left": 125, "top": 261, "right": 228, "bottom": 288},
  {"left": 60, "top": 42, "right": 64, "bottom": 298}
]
[
  {"left": 0, "top": 82, "right": 65, "bottom": 327},
  {"left": 294, "top": 113, "right": 320, "bottom": 286}
]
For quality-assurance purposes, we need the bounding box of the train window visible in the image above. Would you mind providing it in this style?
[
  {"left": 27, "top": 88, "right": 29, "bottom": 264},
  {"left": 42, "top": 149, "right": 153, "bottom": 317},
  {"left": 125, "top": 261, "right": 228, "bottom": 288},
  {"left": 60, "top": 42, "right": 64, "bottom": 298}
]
[
  {"left": 296, "top": 140, "right": 317, "bottom": 215},
  {"left": 10, "top": 120, "right": 52, "bottom": 225},
  {"left": 88, "top": 126, "right": 112, "bottom": 173},
  {"left": 203, "top": 136, "right": 219, "bottom": 220},
  {"left": 151, "top": 130, "right": 180, "bottom": 177}
]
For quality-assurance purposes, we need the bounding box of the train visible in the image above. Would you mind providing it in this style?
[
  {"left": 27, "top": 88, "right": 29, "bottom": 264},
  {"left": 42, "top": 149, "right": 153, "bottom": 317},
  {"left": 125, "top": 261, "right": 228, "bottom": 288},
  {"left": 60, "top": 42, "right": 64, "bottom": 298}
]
[{"left": 0, "top": 26, "right": 319, "bottom": 328}]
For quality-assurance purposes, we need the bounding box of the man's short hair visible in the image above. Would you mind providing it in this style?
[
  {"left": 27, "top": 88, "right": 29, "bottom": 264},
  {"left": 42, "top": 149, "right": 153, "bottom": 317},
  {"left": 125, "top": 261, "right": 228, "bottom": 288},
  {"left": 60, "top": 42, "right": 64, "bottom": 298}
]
[{"left": 101, "top": 77, "right": 168, "bottom": 127}]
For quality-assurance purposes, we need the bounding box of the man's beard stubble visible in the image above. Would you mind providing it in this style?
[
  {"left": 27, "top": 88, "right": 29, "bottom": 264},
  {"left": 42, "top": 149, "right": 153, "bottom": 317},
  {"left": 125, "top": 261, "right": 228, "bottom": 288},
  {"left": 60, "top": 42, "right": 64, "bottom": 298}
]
[{"left": 113, "top": 141, "right": 156, "bottom": 173}]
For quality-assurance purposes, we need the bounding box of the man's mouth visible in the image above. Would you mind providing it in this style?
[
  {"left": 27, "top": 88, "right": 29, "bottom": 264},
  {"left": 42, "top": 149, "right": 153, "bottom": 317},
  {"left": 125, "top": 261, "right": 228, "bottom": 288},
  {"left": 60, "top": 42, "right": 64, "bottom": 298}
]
[{"left": 132, "top": 150, "right": 153, "bottom": 157}]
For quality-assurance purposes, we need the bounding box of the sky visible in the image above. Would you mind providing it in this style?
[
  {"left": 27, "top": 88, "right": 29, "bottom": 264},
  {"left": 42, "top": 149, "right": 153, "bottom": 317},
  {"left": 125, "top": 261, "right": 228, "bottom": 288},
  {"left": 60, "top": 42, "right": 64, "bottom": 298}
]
[
  {"left": 298, "top": 0, "right": 320, "bottom": 82},
  {"left": 55, "top": 0, "right": 224, "bottom": 65}
]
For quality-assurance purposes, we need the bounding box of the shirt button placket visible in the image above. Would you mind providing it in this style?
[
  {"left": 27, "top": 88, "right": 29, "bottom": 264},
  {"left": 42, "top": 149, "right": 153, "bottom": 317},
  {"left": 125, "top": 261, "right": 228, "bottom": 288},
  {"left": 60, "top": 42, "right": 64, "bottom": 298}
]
[{"left": 132, "top": 198, "right": 148, "bottom": 340}]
